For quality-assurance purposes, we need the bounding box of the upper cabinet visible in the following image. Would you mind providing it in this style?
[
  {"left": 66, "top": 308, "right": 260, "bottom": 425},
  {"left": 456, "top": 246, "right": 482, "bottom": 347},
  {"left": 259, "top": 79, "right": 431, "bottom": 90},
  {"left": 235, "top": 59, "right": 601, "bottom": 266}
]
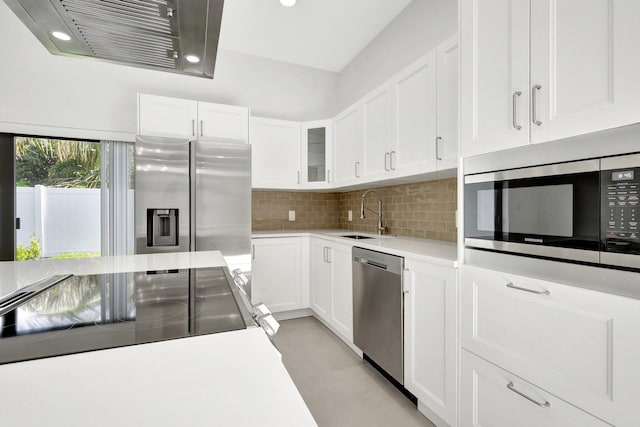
[
  {"left": 389, "top": 50, "right": 437, "bottom": 177},
  {"left": 362, "top": 84, "right": 395, "bottom": 181},
  {"left": 435, "top": 35, "right": 459, "bottom": 170},
  {"left": 197, "top": 102, "right": 249, "bottom": 143},
  {"left": 138, "top": 93, "right": 249, "bottom": 143},
  {"left": 250, "top": 117, "right": 301, "bottom": 189},
  {"left": 333, "top": 105, "right": 364, "bottom": 187},
  {"left": 301, "top": 120, "right": 333, "bottom": 189},
  {"left": 461, "top": 0, "right": 640, "bottom": 158}
]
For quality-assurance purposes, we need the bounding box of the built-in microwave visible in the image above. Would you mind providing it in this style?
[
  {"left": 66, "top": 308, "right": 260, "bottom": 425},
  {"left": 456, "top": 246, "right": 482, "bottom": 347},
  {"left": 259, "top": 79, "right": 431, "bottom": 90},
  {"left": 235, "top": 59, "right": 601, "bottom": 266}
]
[{"left": 464, "top": 153, "right": 640, "bottom": 270}]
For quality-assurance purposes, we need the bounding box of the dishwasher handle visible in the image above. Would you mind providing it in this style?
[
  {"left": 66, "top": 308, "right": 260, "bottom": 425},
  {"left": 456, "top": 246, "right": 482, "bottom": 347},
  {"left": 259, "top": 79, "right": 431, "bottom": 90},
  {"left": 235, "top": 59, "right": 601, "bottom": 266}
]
[{"left": 354, "top": 257, "right": 388, "bottom": 270}]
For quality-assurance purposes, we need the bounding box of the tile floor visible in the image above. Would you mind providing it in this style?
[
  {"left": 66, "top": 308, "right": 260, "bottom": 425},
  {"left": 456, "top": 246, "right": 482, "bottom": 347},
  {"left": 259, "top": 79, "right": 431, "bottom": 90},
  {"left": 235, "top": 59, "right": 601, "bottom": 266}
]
[{"left": 273, "top": 316, "right": 435, "bottom": 427}]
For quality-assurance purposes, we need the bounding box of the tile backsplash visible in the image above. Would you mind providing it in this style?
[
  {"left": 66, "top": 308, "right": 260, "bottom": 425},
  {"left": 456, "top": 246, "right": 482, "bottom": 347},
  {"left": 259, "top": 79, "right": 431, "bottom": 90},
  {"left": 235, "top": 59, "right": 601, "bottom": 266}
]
[{"left": 252, "top": 178, "right": 457, "bottom": 242}]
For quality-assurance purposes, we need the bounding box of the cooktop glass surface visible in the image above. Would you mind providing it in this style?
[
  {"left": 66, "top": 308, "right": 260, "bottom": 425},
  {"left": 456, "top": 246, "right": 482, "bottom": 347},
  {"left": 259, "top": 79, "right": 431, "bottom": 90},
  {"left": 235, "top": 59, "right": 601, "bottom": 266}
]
[{"left": 0, "top": 267, "right": 247, "bottom": 365}]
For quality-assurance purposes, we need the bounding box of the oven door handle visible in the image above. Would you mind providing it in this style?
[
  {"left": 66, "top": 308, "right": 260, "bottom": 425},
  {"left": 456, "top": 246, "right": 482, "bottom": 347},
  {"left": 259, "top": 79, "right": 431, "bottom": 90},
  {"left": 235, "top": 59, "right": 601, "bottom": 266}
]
[{"left": 464, "top": 158, "right": 600, "bottom": 184}]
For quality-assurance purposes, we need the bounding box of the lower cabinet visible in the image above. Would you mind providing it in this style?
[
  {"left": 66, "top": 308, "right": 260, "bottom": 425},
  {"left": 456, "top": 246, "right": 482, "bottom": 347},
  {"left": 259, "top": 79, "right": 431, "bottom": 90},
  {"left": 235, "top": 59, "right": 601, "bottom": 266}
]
[
  {"left": 461, "top": 350, "right": 612, "bottom": 427},
  {"left": 309, "top": 238, "right": 353, "bottom": 341},
  {"left": 251, "top": 237, "right": 303, "bottom": 312},
  {"left": 461, "top": 264, "right": 640, "bottom": 427},
  {"left": 403, "top": 257, "right": 457, "bottom": 426}
]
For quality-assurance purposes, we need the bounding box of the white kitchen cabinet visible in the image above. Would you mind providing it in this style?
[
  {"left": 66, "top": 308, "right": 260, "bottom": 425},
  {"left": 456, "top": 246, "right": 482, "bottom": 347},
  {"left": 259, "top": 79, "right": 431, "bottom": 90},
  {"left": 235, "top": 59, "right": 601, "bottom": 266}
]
[
  {"left": 138, "top": 93, "right": 198, "bottom": 139},
  {"left": 435, "top": 35, "right": 459, "bottom": 170},
  {"left": 403, "top": 258, "right": 457, "bottom": 426},
  {"left": 137, "top": 93, "right": 249, "bottom": 143},
  {"left": 461, "top": 350, "right": 613, "bottom": 427},
  {"left": 197, "top": 102, "right": 249, "bottom": 143},
  {"left": 461, "top": 0, "right": 640, "bottom": 157},
  {"left": 250, "top": 117, "right": 301, "bottom": 189},
  {"left": 328, "top": 241, "right": 353, "bottom": 341},
  {"left": 461, "top": 264, "right": 640, "bottom": 426},
  {"left": 362, "top": 85, "right": 394, "bottom": 181},
  {"left": 390, "top": 50, "right": 437, "bottom": 177},
  {"left": 529, "top": 0, "right": 640, "bottom": 144},
  {"left": 309, "top": 238, "right": 353, "bottom": 341},
  {"left": 333, "top": 105, "right": 363, "bottom": 187},
  {"left": 309, "top": 238, "right": 331, "bottom": 319},
  {"left": 251, "top": 238, "right": 303, "bottom": 313},
  {"left": 301, "top": 120, "right": 333, "bottom": 189},
  {"left": 460, "top": 0, "right": 530, "bottom": 157}
]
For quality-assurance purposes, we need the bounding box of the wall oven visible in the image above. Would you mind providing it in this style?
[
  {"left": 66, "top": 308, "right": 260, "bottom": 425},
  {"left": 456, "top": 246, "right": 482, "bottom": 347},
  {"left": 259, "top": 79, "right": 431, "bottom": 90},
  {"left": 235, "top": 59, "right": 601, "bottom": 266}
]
[{"left": 464, "top": 153, "right": 640, "bottom": 270}]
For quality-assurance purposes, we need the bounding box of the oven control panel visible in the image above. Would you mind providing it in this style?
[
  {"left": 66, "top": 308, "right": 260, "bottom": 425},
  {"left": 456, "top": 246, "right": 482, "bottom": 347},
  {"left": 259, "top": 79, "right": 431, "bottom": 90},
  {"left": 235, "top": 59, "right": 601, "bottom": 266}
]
[{"left": 602, "top": 166, "right": 640, "bottom": 254}]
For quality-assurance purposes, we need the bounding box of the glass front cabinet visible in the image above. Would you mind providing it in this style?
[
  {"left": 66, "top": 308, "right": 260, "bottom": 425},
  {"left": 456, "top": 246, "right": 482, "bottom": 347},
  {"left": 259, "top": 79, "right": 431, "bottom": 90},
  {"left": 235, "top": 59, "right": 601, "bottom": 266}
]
[{"left": 301, "top": 120, "right": 333, "bottom": 189}]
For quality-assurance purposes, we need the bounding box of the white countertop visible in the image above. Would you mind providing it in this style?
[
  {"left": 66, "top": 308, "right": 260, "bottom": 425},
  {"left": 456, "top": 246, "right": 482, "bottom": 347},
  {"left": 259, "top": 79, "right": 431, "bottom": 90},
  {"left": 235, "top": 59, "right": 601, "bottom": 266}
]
[
  {"left": 252, "top": 229, "right": 458, "bottom": 268},
  {"left": 0, "top": 251, "right": 317, "bottom": 427},
  {"left": 0, "top": 327, "right": 316, "bottom": 427}
]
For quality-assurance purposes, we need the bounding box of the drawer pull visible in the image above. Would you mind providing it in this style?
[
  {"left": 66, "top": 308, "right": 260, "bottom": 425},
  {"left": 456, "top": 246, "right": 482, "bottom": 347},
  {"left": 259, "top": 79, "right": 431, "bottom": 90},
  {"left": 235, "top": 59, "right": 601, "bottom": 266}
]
[
  {"left": 506, "top": 282, "right": 550, "bottom": 295},
  {"left": 506, "top": 382, "right": 551, "bottom": 408}
]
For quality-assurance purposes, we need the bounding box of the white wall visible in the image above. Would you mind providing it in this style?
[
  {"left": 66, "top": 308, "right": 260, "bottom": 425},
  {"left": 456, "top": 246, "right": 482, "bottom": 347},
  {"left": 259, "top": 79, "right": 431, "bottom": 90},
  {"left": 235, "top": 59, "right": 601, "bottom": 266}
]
[
  {"left": 0, "top": 1, "right": 338, "bottom": 141},
  {"left": 337, "top": 0, "right": 458, "bottom": 111}
]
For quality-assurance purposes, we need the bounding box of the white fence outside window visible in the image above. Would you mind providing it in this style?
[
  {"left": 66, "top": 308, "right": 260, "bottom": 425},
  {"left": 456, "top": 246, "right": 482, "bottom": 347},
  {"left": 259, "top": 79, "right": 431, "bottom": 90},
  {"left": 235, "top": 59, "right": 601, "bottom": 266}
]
[{"left": 16, "top": 186, "right": 101, "bottom": 257}]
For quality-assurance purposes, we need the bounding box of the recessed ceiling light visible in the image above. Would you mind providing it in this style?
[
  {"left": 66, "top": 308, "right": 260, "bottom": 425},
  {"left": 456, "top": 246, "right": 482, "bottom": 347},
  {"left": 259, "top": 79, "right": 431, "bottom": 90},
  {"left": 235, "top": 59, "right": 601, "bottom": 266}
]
[
  {"left": 280, "top": 0, "right": 296, "bottom": 6},
  {"left": 51, "top": 31, "right": 71, "bottom": 41},
  {"left": 185, "top": 55, "right": 201, "bottom": 64}
]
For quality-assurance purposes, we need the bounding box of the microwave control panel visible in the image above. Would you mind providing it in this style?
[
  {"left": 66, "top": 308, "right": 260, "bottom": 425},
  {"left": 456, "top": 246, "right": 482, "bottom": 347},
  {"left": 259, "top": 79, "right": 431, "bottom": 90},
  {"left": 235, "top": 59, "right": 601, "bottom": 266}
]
[{"left": 602, "top": 167, "right": 639, "bottom": 254}]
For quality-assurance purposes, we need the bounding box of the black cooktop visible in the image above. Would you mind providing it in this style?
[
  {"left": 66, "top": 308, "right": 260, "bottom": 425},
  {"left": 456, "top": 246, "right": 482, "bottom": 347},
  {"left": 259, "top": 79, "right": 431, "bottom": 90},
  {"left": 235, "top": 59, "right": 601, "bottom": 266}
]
[{"left": 0, "top": 267, "right": 249, "bottom": 365}]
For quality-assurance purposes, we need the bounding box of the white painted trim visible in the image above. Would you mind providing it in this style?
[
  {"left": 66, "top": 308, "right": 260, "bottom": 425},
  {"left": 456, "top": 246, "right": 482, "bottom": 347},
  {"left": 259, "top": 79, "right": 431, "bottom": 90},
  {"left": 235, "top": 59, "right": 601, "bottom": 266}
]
[{"left": 0, "top": 121, "right": 136, "bottom": 142}]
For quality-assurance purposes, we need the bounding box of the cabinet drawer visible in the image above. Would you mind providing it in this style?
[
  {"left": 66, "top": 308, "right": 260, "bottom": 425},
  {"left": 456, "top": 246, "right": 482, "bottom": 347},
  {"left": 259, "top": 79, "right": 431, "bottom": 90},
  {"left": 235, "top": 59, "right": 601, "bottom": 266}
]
[
  {"left": 461, "top": 350, "right": 612, "bottom": 427},
  {"left": 461, "top": 264, "right": 640, "bottom": 425}
]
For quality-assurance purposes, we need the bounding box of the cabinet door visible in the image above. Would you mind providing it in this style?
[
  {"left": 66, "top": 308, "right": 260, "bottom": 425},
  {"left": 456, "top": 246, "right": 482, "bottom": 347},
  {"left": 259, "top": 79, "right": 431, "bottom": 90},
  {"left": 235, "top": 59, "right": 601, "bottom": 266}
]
[
  {"left": 362, "top": 86, "right": 392, "bottom": 180},
  {"left": 461, "top": 264, "right": 640, "bottom": 426},
  {"left": 250, "top": 117, "right": 301, "bottom": 189},
  {"left": 391, "top": 51, "right": 437, "bottom": 176},
  {"left": 461, "top": 350, "right": 612, "bottom": 427},
  {"left": 251, "top": 238, "right": 302, "bottom": 312},
  {"left": 329, "top": 243, "right": 353, "bottom": 342},
  {"left": 309, "top": 239, "right": 331, "bottom": 320},
  {"left": 197, "top": 102, "right": 249, "bottom": 143},
  {"left": 436, "top": 35, "right": 459, "bottom": 171},
  {"left": 404, "top": 259, "right": 457, "bottom": 426},
  {"left": 301, "top": 120, "right": 333, "bottom": 189},
  {"left": 333, "top": 105, "right": 363, "bottom": 186},
  {"left": 460, "top": 0, "right": 530, "bottom": 157},
  {"left": 530, "top": 0, "right": 640, "bottom": 144},
  {"left": 138, "top": 94, "right": 197, "bottom": 139}
]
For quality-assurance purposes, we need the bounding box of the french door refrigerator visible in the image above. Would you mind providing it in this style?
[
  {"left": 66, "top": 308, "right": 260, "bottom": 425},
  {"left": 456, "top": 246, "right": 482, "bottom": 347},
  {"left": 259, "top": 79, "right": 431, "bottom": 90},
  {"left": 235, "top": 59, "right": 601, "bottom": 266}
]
[{"left": 134, "top": 136, "right": 251, "bottom": 263}]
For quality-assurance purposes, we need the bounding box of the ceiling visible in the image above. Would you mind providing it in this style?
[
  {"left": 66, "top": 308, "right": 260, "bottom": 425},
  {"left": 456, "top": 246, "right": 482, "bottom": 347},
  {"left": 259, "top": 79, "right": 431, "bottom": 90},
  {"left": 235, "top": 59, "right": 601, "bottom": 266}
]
[{"left": 218, "top": 0, "right": 413, "bottom": 72}]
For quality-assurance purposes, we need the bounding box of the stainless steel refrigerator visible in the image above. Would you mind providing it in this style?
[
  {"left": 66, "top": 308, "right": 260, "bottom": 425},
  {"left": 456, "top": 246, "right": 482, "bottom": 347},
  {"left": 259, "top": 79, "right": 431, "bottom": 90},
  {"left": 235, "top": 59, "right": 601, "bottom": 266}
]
[{"left": 134, "top": 135, "right": 251, "bottom": 263}]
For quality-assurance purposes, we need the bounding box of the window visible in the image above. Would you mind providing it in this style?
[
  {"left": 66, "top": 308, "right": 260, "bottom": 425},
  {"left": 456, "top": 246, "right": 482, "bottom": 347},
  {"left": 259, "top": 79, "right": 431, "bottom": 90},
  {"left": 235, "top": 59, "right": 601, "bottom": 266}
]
[{"left": 0, "top": 135, "right": 134, "bottom": 261}]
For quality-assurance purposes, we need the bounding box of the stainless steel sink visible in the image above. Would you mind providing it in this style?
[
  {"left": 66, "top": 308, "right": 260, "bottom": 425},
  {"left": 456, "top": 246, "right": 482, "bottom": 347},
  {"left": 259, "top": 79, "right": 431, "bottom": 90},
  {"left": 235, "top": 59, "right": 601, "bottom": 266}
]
[{"left": 340, "top": 235, "right": 375, "bottom": 240}]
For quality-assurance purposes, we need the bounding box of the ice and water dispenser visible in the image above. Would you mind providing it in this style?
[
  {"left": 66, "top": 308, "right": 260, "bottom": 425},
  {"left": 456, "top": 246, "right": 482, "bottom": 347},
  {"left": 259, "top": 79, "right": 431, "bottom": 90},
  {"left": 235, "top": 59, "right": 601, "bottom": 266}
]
[{"left": 147, "top": 209, "right": 179, "bottom": 247}]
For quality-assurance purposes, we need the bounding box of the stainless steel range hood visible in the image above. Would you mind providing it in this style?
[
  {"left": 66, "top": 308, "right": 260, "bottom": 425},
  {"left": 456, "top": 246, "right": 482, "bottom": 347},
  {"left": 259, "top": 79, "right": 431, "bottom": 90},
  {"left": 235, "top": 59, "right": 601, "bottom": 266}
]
[{"left": 4, "top": 0, "right": 224, "bottom": 79}]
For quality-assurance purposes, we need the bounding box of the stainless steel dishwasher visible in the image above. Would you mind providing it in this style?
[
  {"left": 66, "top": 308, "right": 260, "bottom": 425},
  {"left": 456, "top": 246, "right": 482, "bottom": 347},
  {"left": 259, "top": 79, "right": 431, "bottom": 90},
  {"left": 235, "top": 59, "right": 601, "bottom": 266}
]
[{"left": 352, "top": 247, "right": 404, "bottom": 386}]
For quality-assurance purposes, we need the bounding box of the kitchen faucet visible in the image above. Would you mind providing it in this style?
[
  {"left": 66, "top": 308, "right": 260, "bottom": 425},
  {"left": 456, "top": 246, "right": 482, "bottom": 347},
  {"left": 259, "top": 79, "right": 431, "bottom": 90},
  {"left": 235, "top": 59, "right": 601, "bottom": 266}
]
[{"left": 360, "top": 189, "right": 385, "bottom": 235}]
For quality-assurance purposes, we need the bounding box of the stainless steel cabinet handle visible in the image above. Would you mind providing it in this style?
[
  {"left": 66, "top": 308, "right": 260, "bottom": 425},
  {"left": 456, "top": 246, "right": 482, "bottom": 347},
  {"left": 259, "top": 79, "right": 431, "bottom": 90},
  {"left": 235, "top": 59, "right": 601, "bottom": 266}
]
[
  {"left": 355, "top": 161, "right": 360, "bottom": 178},
  {"left": 192, "top": 119, "right": 195, "bottom": 136},
  {"left": 506, "top": 282, "right": 550, "bottom": 295},
  {"left": 402, "top": 268, "right": 411, "bottom": 293},
  {"left": 323, "top": 247, "right": 327, "bottom": 263},
  {"left": 327, "top": 170, "right": 331, "bottom": 183},
  {"left": 385, "top": 152, "right": 390, "bottom": 171},
  {"left": 436, "top": 137, "right": 443, "bottom": 160},
  {"left": 200, "top": 120, "right": 204, "bottom": 136},
  {"left": 297, "top": 171, "right": 300, "bottom": 184},
  {"left": 326, "top": 247, "right": 331, "bottom": 263},
  {"left": 532, "top": 85, "right": 542, "bottom": 126},
  {"left": 506, "top": 382, "right": 551, "bottom": 408},
  {"left": 390, "top": 151, "right": 396, "bottom": 170},
  {"left": 252, "top": 244, "right": 255, "bottom": 260},
  {"left": 512, "top": 91, "right": 522, "bottom": 130}
]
